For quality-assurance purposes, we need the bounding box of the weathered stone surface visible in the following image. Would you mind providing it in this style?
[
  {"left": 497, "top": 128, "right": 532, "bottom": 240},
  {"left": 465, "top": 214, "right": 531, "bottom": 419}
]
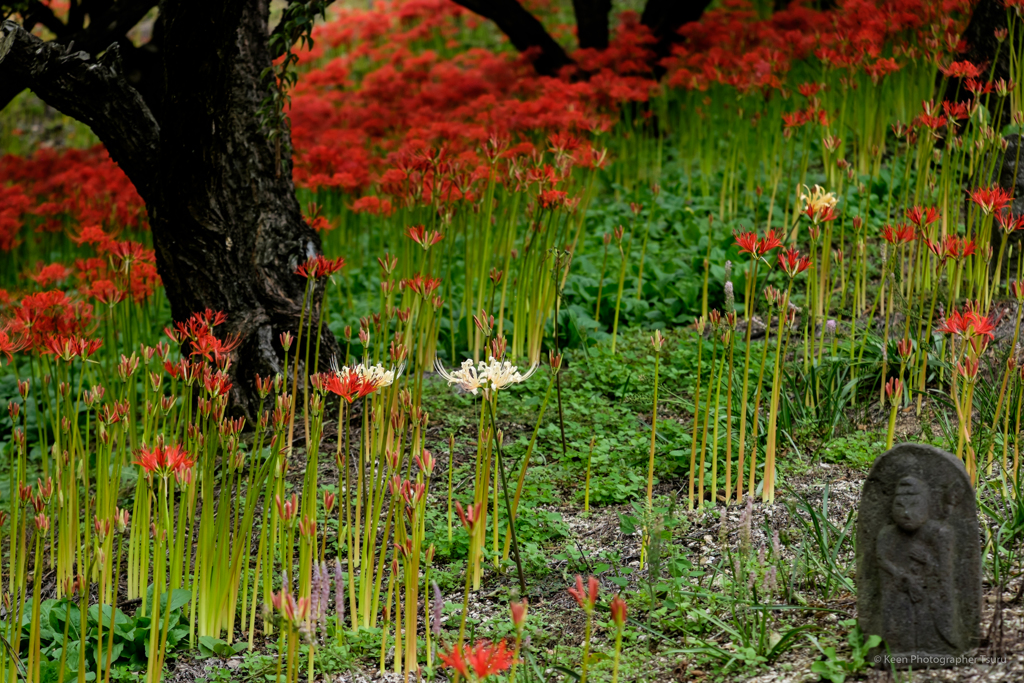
[{"left": 856, "top": 443, "right": 981, "bottom": 669}]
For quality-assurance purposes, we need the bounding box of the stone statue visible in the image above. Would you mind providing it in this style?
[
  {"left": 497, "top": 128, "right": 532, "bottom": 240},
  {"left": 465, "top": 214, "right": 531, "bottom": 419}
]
[{"left": 856, "top": 444, "right": 981, "bottom": 668}]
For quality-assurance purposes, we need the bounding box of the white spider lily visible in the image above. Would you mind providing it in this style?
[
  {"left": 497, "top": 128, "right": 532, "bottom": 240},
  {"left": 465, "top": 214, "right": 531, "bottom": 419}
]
[
  {"left": 433, "top": 357, "right": 484, "bottom": 394},
  {"left": 354, "top": 361, "right": 405, "bottom": 388},
  {"left": 478, "top": 356, "right": 538, "bottom": 393},
  {"left": 434, "top": 356, "right": 538, "bottom": 396},
  {"left": 331, "top": 356, "right": 405, "bottom": 389}
]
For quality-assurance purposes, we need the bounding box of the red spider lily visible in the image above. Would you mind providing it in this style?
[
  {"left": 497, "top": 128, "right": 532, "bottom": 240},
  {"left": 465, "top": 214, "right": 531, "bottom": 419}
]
[
  {"left": 0, "top": 325, "right": 27, "bottom": 364},
  {"left": 134, "top": 443, "right": 194, "bottom": 481},
  {"left": 108, "top": 240, "right": 150, "bottom": 272},
  {"left": 539, "top": 189, "right": 570, "bottom": 209},
  {"left": 28, "top": 262, "right": 72, "bottom": 287},
  {"left": 970, "top": 186, "right": 1012, "bottom": 215},
  {"left": 807, "top": 204, "right": 838, "bottom": 224},
  {"left": 734, "top": 229, "right": 782, "bottom": 260},
  {"left": 350, "top": 196, "right": 395, "bottom": 217},
  {"left": 41, "top": 334, "right": 102, "bottom": 362},
  {"left": 904, "top": 206, "right": 939, "bottom": 227},
  {"left": 996, "top": 210, "right": 1024, "bottom": 234},
  {"left": 936, "top": 309, "right": 995, "bottom": 342},
  {"left": 965, "top": 78, "right": 994, "bottom": 95},
  {"left": 175, "top": 309, "right": 228, "bottom": 342},
  {"left": 439, "top": 640, "right": 514, "bottom": 681},
  {"left": 940, "top": 61, "right": 983, "bottom": 79},
  {"left": 881, "top": 223, "right": 915, "bottom": 245},
  {"left": 568, "top": 574, "right": 599, "bottom": 611},
  {"left": 941, "top": 100, "right": 970, "bottom": 121},
  {"left": 1011, "top": 280, "right": 1024, "bottom": 302},
  {"left": 438, "top": 642, "right": 471, "bottom": 679},
  {"left": 200, "top": 367, "right": 233, "bottom": 396},
  {"left": 402, "top": 273, "right": 442, "bottom": 296},
  {"left": 610, "top": 594, "right": 627, "bottom": 626},
  {"left": 189, "top": 331, "right": 241, "bottom": 365},
  {"left": 71, "top": 225, "right": 117, "bottom": 252},
  {"left": 777, "top": 247, "right": 809, "bottom": 278},
  {"left": 928, "top": 235, "right": 975, "bottom": 261},
  {"left": 406, "top": 225, "right": 444, "bottom": 249},
  {"left": 323, "top": 368, "right": 376, "bottom": 402},
  {"left": 11, "top": 290, "right": 95, "bottom": 351},
  {"left": 295, "top": 255, "right": 346, "bottom": 279},
  {"left": 83, "top": 279, "right": 127, "bottom": 305}
]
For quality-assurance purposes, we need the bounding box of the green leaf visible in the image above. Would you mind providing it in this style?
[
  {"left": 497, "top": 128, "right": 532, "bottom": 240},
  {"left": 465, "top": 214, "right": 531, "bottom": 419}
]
[{"left": 93, "top": 642, "right": 124, "bottom": 669}]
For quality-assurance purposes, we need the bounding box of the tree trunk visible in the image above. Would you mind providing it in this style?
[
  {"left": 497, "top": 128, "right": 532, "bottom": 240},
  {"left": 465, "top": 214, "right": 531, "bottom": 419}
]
[
  {"left": 641, "top": 0, "right": 715, "bottom": 75},
  {"left": 450, "top": 0, "right": 573, "bottom": 76},
  {"left": 572, "top": 0, "right": 611, "bottom": 51},
  {"left": 0, "top": 0, "right": 338, "bottom": 415}
]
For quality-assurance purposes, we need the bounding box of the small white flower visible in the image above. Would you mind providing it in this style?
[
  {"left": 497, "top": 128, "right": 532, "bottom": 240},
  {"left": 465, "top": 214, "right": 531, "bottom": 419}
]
[
  {"left": 434, "top": 358, "right": 483, "bottom": 394},
  {"left": 434, "top": 356, "right": 538, "bottom": 395},
  {"left": 332, "top": 356, "right": 405, "bottom": 389},
  {"left": 478, "top": 356, "right": 538, "bottom": 393},
  {"left": 355, "top": 361, "right": 405, "bottom": 388}
]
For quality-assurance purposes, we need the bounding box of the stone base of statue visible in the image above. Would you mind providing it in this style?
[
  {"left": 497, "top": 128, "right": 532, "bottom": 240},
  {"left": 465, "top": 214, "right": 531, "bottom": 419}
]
[{"left": 855, "top": 443, "right": 981, "bottom": 669}]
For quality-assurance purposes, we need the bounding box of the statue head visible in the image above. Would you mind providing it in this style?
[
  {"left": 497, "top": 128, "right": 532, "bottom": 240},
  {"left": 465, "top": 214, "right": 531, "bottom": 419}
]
[{"left": 892, "top": 476, "right": 931, "bottom": 532}]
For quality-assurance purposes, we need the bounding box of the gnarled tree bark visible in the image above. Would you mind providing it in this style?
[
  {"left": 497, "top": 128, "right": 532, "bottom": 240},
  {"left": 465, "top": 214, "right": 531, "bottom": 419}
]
[{"left": 0, "top": 0, "right": 339, "bottom": 415}]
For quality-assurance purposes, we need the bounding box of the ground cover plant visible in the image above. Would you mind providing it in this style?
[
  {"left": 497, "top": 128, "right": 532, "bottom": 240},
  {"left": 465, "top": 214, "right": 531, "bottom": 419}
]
[{"left": 1, "top": 0, "right": 1024, "bottom": 681}]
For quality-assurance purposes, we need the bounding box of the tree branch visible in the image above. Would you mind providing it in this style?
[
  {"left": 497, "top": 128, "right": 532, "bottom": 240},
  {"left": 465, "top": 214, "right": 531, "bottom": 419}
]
[
  {"left": 23, "top": 0, "right": 69, "bottom": 40},
  {"left": 0, "top": 20, "right": 161, "bottom": 202},
  {"left": 641, "top": 0, "right": 713, "bottom": 72},
  {"left": 77, "top": 0, "right": 158, "bottom": 54},
  {"left": 572, "top": 0, "right": 611, "bottom": 51},
  {"left": 450, "top": 0, "right": 573, "bottom": 76}
]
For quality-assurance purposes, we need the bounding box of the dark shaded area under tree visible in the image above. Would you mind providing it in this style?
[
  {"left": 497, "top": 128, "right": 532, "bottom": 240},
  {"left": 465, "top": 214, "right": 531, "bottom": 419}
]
[
  {"left": 450, "top": 0, "right": 715, "bottom": 76},
  {"left": 0, "top": 0, "right": 340, "bottom": 414}
]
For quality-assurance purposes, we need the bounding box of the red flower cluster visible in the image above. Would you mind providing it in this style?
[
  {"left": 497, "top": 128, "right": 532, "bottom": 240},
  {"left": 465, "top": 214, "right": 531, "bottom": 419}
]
[
  {"left": 172, "top": 309, "right": 241, "bottom": 367},
  {"left": 438, "top": 640, "right": 514, "bottom": 681},
  {"left": 134, "top": 443, "right": 194, "bottom": 481}
]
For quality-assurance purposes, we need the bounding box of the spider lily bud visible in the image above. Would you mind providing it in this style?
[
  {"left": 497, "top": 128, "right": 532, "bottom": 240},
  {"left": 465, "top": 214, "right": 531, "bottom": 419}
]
[
  {"left": 279, "top": 331, "right": 293, "bottom": 352},
  {"left": 415, "top": 450, "right": 435, "bottom": 477},
  {"left": 610, "top": 594, "right": 627, "bottom": 627},
  {"left": 455, "top": 501, "right": 481, "bottom": 530},
  {"left": 511, "top": 599, "right": 528, "bottom": 631},
  {"left": 885, "top": 377, "right": 904, "bottom": 405},
  {"left": 567, "top": 575, "right": 599, "bottom": 612},
  {"left": 548, "top": 350, "right": 563, "bottom": 372},
  {"left": 473, "top": 309, "right": 495, "bottom": 336},
  {"left": 896, "top": 337, "right": 913, "bottom": 361}
]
